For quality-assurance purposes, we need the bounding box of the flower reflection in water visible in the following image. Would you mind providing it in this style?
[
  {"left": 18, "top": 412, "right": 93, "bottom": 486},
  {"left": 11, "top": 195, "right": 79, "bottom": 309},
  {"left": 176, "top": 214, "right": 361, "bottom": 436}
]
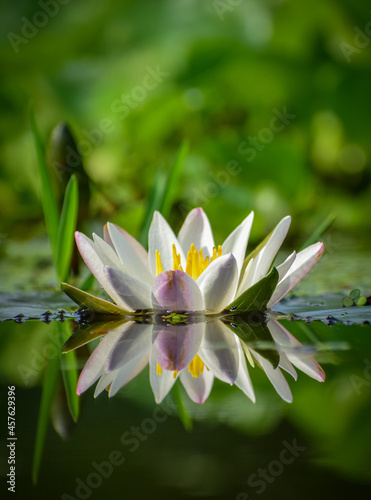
[{"left": 64, "top": 314, "right": 325, "bottom": 405}]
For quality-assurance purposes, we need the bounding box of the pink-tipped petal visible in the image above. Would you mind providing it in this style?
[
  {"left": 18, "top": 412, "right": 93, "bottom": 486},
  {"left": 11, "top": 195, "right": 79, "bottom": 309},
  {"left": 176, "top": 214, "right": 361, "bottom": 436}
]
[
  {"left": 152, "top": 270, "right": 205, "bottom": 311},
  {"left": 267, "top": 242, "right": 325, "bottom": 308}
]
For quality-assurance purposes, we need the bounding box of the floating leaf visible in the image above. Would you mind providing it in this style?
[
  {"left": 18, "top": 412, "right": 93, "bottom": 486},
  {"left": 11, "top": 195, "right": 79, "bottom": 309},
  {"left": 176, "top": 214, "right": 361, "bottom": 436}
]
[
  {"left": 225, "top": 267, "right": 279, "bottom": 314},
  {"left": 61, "top": 282, "right": 133, "bottom": 315},
  {"left": 350, "top": 289, "right": 361, "bottom": 300},
  {"left": 56, "top": 175, "right": 79, "bottom": 283}
]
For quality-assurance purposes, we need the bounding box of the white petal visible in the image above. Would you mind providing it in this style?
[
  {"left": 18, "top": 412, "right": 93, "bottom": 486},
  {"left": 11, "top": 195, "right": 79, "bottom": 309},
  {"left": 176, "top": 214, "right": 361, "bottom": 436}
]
[
  {"left": 94, "top": 371, "right": 116, "bottom": 397},
  {"left": 252, "top": 349, "right": 293, "bottom": 402},
  {"left": 148, "top": 211, "right": 186, "bottom": 275},
  {"left": 276, "top": 251, "right": 296, "bottom": 281},
  {"left": 93, "top": 233, "right": 123, "bottom": 269},
  {"left": 149, "top": 349, "right": 177, "bottom": 404},
  {"left": 268, "top": 242, "right": 325, "bottom": 308},
  {"left": 75, "top": 232, "right": 126, "bottom": 306},
  {"left": 238, "top": 216, "right": 291, "bottom": 295},
  {"left": 104, "top": 223, "right": 150, "bottom": 272},
  {"left": 180, "top": 367, "right": 214, "bottom": 404},
  {"left": 105, "top": 266, "right": 152, "bottom": 310},
  {"left": 177, "top": 207, "right": 215, "bottom": 258},
  {"left": 196, "top": 254, "right": 238, "bottom": 312},
  {"left": 107, "top": 223, "right": 153, "bottom": 284},
  {"left": 199, "top": 321, "right": 239, "bottom": 385},
  {"left": 234, "top": 342, "right": 256, "bottom": 402},
  {"left": 278, "top": 352, "right": 298, "bottom": 380},
  {"left": 222, "top": 211, "right": 254, "bottom": 278},
  {"left": 76, "top": 329, "right": 122, "bottom": 395}
]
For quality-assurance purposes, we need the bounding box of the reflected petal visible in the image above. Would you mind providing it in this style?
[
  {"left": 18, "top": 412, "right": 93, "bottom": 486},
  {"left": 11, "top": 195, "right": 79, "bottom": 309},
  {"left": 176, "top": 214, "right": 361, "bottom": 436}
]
[
  {"left": 251, "top": 349, "right": 293, "bottom": 403},
  {"left": 107, "top": 324, "right": 152, "bottom": 372},
  {"left": 180, "top": 367, "right": 214, "bottom": 404},
  {"left": 149, "top": 349, "right": 177, "bottom": 404},
  {"left": 152, "top": 322, "right": 204, "bottom": 371},
  {"left": 199, "top": 321, "right": 239, "bottom": 385},
  {"left": 234, "top": 342, "right": 255, "bottom": 402}
]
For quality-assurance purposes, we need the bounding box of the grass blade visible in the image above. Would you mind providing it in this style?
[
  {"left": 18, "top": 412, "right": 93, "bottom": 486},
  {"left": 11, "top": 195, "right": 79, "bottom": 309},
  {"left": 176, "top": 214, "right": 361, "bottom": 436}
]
[
  {"left": 58, "top": 322, "right": 79, "bottom": 422},
  {"left": 139, "top": 140, "right": 189, "bottom": 246},
  {"left": 299, "top": 213, "right": 336, "bottom": 251},
  {"left": 56, "top": 174, "right": 79, "bottom": 282},
  {"left": 32, "top": 340, "right": 60, "bottom": 484},
  {"left": 30, "top": 109, "right": 60, "bottom": 256},
  {"left": 171, "top": 382, "right": 193, "bottom": 431}
]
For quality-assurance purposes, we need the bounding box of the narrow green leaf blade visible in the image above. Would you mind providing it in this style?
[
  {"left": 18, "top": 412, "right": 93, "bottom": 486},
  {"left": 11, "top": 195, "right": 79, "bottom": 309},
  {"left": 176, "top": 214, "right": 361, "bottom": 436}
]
[
  {"left": 225, "top": 267, "right": 279, "bottom": 313},
  {"left": 160, "top": 139, "right": 189, "bottom": 217},
  {"left": 30, "top": 109, "right": 60, "bottom": 255},
  {"left": 32, "top": 342, "right": 60, "bottom": 484},
  {"left": 299, "top": 213, "right": 336, "bottom": 251},
  {"left": 61, "top": 282, "right": 133, "bottom": 315},
  {"left": 56, "top": 175, "right": 79, "bottom": 282},
  {"left": 58, "top": 322, "right": 79, "bottom": 422},
  {"left": 139, "top": 140, "right": 189, "bottom": 246}
]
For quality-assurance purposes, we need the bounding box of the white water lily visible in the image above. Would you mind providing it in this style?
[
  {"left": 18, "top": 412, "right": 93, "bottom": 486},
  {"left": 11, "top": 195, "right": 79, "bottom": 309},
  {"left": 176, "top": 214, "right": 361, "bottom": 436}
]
[
  {"left": 74, "top": 208, "right": 324, "bottom": 314},
  {"left": 75, "top": 318, "right": 325, "bottom": 404}
]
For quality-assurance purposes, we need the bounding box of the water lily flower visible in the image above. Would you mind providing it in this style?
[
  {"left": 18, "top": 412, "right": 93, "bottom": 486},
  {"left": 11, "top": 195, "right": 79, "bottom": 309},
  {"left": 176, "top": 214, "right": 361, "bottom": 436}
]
[
  {"left": 72, "top": 208, "right": 324, "bottom": 314},
  {"left": 74, "top": 317, "right": 325, "bottom": 404}
]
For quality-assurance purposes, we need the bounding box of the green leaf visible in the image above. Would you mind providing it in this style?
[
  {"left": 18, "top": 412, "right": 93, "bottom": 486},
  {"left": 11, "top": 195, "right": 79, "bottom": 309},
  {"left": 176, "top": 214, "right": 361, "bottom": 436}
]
[
  {"left": 32, "top": 343, "right": 60, "bottom": 484},
  {"left": 225, "top": 267, "right": 279, "bottom": 314},
  {"left": 139, "top": 140, "right": 189, "bottom": 246},
  {"left": 79, "top": 271, "right": 96, "bottom": 292},
  {"left": 56, "top": 175, "right": 79, "bottom": 283},
  {"left": 61, "top": 282, "right": 133, "bottom": 315},
  {"left": 224, "top": 317, "right": 280, "bottom": 368},
  {"left": 299, "top": 213, "right": 336, "bottom": 251},
  {"left": 349, "top": 289, "right": 361, "bottom": 300},
  {"left": 160, "top": 140, "right": 189, "bottom": 217},
  {"left": 58, "top": 322, "right": 79, "bottom": 422},
  {"left": 30, "top": 109, "right": 60, "bottom": 257}
]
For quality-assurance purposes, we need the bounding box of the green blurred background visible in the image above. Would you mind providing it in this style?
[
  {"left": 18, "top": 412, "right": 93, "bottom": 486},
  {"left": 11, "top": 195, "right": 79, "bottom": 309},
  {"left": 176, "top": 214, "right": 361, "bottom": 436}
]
[{"left": 1, "top": 0, "right": 371, "bottom": 256}]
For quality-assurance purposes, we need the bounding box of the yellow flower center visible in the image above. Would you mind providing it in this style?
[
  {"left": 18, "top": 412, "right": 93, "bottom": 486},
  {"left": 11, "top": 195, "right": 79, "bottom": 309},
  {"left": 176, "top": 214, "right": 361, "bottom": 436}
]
[
  {"left": 155, "top": 243, "right": 223, "bottom": 279},
  {"left": 156, "top": 354, "right": 207, "bottom": 379}
]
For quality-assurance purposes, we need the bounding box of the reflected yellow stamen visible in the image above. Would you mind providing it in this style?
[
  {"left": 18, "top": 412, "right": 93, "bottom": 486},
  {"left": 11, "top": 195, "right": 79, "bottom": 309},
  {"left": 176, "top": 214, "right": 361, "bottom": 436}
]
[
  {"left": 156, "top": 363, "right": 162, "bottom": 375},
  {"left": 156, "top": 243, "right": 222, "bottom": 281},
  {"left": 173, "top": 370, "right": 179, "bottom": 379},
  {"left": 155, "top": 250, "right": 163, "bottom": 276},
  {"left": 188, "top": 354, "right": 205, "bottom": 378}
]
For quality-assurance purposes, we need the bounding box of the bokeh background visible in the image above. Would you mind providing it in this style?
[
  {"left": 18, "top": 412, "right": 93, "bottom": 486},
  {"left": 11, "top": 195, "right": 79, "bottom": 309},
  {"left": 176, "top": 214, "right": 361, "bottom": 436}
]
[
  {"left": 1, "top": 1, "right": 371, "bottom": 499},
  {"left": 1, "top": 0, "right": 371, "bottom": 264}
]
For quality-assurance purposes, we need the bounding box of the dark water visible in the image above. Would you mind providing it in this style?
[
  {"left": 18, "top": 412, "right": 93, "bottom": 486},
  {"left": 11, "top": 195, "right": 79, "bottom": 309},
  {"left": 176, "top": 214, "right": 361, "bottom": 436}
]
[{"left": 1, "top": 293, "right": 371, "bottom": 500}]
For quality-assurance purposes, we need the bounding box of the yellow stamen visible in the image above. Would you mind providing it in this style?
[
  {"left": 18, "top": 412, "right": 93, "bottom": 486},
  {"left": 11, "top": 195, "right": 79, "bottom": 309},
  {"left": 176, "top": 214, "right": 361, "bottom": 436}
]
[
  {"left": 173, "top": 370, "right": 178, "bottom": 379},
  {"left": 156, "top": 363, "right": 162, "bottom": 375},
  {"left": 155, "top": 250, "right": 163, "bottom": 276},
  {"left": 155, "top": 243, "right": 223, "bottom": 281}
]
